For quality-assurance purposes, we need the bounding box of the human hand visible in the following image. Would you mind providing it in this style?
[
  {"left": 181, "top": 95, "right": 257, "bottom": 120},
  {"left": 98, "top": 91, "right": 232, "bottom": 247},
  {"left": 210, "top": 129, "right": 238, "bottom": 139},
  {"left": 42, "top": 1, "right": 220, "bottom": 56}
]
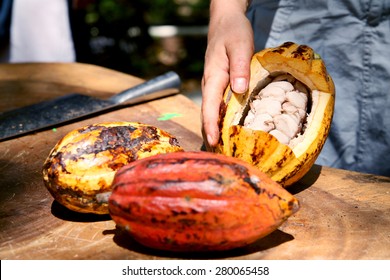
[{"left": 201, "top": 0, "right": 254, "bottom": 148}]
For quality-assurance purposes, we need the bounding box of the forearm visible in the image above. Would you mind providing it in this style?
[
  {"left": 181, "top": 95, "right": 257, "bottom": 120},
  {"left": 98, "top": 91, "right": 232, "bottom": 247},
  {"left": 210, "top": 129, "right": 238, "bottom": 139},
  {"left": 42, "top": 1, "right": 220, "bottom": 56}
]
[
  {"left": 210, "top": 0, "right": 250, "bottom": 16},
  {"left": 209, "top": 0, "right": 249, "bottom": 28},
  {"left": 208, "top": 0, "right": 252, "bottom": 45},
  {"left": 208, "top": 0, "right": 250, "bottom": 47}
]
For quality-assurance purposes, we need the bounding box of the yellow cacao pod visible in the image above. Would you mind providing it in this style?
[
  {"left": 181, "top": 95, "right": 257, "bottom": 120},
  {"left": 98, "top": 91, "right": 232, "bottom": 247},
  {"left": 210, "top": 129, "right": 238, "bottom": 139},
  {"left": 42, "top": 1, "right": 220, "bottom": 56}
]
[
  {"left": 212, "top": 42, "right": 335, "bottom": 187},
  {"left": 42, "top": 122, "right": 183, "bottom": 214}
]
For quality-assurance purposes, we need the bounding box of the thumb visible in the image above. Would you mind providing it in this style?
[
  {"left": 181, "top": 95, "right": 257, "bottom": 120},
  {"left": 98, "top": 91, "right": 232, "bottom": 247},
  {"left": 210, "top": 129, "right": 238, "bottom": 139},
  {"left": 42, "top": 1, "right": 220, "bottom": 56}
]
[{"left": 228, "top": 42, "right": 254, "bottom": 94}]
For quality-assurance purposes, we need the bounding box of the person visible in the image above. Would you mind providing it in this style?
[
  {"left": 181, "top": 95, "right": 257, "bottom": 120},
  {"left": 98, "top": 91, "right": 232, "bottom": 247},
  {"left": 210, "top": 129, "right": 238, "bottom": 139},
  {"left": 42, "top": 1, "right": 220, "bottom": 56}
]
[
  {"left": 9, "top": 0, "right": 75, "bottom": 62},
  {"left": 201, "top": 0, "right": 390, "bottom": 176},
  {"left": 0, "top": 0, "right": 13, "bottom": 60},
  {"left": 0, "top": 0, "right": 92, "bottom": 63}
]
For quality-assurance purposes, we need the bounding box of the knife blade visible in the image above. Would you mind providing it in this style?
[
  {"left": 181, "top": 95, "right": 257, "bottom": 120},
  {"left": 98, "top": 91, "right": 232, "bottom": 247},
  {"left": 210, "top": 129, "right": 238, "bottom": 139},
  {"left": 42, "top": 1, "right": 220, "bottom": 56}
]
[{"left": 0, "top": 71, "right": 181, "bottom": 141}]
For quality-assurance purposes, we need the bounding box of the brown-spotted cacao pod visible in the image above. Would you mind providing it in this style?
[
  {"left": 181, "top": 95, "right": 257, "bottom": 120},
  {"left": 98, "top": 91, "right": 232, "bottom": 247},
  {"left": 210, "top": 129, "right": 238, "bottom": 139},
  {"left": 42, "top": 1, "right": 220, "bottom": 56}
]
[
  {"left": 213, "top": 42, "right": 335, "bottom": 187},
  {"left": 42, "top": 122, "right": 183, "bottom": 214},
  {"left": 108, "top": 151, "right": 299, "bottom": 252}
]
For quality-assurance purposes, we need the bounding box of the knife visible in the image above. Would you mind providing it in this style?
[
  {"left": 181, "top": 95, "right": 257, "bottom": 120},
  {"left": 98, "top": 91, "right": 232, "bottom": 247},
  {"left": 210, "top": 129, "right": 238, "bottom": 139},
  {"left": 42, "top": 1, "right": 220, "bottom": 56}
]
[{"left": 0, "top": 71, "right": 181, "bottom": 141}]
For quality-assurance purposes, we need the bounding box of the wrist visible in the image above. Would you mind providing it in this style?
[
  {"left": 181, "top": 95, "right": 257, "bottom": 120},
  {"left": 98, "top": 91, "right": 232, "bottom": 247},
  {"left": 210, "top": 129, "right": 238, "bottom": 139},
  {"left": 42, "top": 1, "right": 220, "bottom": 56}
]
[
  {"left": 210, "top": 0, "right": 249, "bottom": 17},
  {"left": 209, "top": 0, "right": 249, "bottom": 32}
]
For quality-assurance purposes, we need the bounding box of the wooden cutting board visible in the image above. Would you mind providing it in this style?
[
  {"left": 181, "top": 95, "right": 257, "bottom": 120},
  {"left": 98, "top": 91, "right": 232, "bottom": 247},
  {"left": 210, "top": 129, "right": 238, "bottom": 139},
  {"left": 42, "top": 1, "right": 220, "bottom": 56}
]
[{"left": 0, "top": 63, "right": 389, "bottom": 260}]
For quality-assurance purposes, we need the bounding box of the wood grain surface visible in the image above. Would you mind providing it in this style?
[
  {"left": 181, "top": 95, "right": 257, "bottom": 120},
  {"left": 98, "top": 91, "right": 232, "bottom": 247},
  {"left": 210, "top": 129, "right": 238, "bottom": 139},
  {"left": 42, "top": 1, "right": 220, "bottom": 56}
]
[{"left": 0, "top": 63, "right": 389, "bottom": 260}]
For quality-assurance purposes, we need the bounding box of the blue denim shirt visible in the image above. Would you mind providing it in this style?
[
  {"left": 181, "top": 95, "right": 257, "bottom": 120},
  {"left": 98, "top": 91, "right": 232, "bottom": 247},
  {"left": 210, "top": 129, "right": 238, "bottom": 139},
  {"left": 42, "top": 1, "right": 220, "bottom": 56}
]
[{"left": 247, "top": 0, "right": 390, "bottom": 176}]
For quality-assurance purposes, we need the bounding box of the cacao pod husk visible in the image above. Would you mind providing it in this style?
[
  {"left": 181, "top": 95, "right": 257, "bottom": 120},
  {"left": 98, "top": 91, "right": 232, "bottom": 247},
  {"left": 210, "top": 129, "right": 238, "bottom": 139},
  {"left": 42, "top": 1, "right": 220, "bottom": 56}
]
[
  {"left": 42, "top": 122, "right": 183, "bottom": 214},
  {"left": 212, "top": 42, "right": 335, "bottom": 187},
  {"left": 108, "top": 151, "right": 299, "bottom": 251}
]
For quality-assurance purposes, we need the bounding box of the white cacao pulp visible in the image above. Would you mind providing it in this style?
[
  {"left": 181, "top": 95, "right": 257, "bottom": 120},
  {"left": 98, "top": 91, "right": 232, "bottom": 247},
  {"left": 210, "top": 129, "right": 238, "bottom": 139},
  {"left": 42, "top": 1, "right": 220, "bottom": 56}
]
[{"left": 243, "top": 73, "right": 311, "bottom": 148}]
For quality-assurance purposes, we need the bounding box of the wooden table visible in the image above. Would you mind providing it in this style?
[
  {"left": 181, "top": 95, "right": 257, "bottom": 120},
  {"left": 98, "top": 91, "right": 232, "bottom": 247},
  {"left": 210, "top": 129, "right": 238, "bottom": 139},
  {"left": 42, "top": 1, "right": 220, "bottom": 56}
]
[{"left": 0, "top": 63, "right": 389, "bottom": 260}]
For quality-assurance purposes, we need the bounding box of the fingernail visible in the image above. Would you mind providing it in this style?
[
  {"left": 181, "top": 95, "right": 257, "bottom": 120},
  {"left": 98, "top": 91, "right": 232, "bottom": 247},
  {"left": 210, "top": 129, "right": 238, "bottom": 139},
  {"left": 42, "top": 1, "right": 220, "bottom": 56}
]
[
  {"left": 232, "top": 77, "right": 248, "bottom": 93},
  {"left": 207, "top": 134, "right": 215, "bottom": 146}
]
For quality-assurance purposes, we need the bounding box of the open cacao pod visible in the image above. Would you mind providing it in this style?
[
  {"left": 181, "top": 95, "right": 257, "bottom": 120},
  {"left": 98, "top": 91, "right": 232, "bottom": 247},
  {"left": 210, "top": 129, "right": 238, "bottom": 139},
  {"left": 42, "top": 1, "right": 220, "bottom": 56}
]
[
  {"left": 108, "top": 151, "right": 299, "bottom": 251},
  {"left": 42, "top": 122, "right": 183, "bottom": 214},
  {"left": 212, "top": 42, "right": 335, "bottom": 187}
]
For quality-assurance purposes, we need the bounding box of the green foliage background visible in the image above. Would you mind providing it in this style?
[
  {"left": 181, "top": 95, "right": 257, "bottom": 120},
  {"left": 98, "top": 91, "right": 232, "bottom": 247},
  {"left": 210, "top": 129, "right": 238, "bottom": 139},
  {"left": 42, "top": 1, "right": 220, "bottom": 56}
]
[{"left": 73, "top": 0, "right": 209, "bottom": 80}]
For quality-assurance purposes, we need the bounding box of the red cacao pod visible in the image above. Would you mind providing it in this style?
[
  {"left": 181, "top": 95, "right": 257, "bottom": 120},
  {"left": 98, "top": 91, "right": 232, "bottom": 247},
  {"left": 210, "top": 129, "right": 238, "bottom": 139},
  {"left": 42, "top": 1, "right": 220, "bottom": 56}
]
[{"left": 108, "top": 151, "right": 299, "bottom": 251}]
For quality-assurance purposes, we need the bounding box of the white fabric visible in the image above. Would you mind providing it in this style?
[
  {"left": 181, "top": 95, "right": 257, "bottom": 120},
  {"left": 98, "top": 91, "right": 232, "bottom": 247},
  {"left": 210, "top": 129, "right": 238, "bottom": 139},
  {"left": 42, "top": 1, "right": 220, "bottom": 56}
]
[{"left": 10, "top": 0, "right": 75, "bottom": 62}]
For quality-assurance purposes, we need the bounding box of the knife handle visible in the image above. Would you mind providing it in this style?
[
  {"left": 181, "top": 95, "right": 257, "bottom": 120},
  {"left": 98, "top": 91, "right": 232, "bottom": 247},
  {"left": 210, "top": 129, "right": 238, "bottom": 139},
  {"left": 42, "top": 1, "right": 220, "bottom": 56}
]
[{"left": 108, "top": 71, "right": 181, "bottom": 105}]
